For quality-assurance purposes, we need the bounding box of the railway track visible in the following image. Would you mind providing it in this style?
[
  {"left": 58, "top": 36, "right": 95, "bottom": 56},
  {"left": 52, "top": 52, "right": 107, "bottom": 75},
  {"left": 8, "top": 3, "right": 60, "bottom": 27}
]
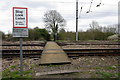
[
  {"left": 1, "top": 43, "right": 120, "bottom": 58},
  {"left": 1, "top": 42, "right": 119, "bottom": 46},
  {"left": 57, "top": 42, "right": 119, "bottom": 46},
  {"left": 1, "top": 48, "right": 120, "bottom": 58},
  {"left": 1, "top": 43, "right": 45, "bottom": 46}
]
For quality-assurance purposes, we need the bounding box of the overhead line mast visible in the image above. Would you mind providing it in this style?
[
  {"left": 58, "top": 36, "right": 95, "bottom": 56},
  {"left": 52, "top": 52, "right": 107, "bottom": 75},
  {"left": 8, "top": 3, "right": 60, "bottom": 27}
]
[{"left": 76, "top": 0, "right": 78, "bottom": 41}]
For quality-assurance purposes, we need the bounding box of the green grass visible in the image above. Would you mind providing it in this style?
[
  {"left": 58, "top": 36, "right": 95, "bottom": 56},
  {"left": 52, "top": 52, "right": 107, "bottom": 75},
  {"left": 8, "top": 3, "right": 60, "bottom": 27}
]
[
  {"left": 47, "top": 64, "right": 59, "bottom": 67},
  {"left": 114, "top": 64, "right": 118, "bottom": 67},
  {"left": 95, "top": 67, "right": 102, "bottom": 69},
  {"left": 24, "top": 62, "right": 28, "bottom": 65},
  {"left": 2, "top": 69, "right": 10, "bottom": 78},
  {"left": 118, "top": 72, "right": 120, "bottom": 78},
  {"left": 2, "top": 68, "right": 33, "bottom": 79},
  {"left": 23, "top": 70, "right": 33, "bottom": 75},
  {"left": 96, "top": 71, "right": 116, "bottom": 78},
  {"left": 93, "top": 66, "right": 116, "bottom": 70},
  {"left": 105, "top": 66, "right": 116, "bottom": 70},
  {"left": 87, "top": 40, "right": 99, "bottom": 42},
  {"left": 10, "top": 65, "right": 17, "bottom": 69},
  {"left": 2, "top": 64, "right": 33, "bottom": 79},
  {"left": 30, "top": 64, "right": 35, "bottom": 69}
]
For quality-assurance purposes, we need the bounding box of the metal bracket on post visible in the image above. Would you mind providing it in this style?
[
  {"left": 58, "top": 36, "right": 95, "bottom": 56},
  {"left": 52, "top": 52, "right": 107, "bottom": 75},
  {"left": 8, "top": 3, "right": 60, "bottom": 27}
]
[{"left": 20, "top": 38, "right": 23, "bottom": 76}]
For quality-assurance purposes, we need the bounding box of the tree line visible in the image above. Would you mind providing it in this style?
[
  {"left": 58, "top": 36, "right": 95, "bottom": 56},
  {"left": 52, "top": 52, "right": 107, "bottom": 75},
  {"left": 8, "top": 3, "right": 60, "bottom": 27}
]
[
  {"left": 0, "top": 28, "right": 50, "bottom": 41},
  {"left": 0, "top": 10, "right": 119, "bottom": 41},
  {"left": 58, "top": 24, "right": 118, "bottom": 41},
  {"left": 0, "top": 24, "right": 118, "bottom": 41}
]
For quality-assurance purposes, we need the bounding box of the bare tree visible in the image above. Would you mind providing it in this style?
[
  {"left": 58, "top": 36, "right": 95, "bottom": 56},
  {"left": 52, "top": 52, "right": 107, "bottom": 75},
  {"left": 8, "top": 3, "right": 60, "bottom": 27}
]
[
  {"left": 43, "top": 10, "right": 66, "bottom": 41},
  {"left": 89, "top": 21, "right": 99, "bottom": 40},
  {"left": 89, "top": 20, "right": 99, "bottom": 30}
]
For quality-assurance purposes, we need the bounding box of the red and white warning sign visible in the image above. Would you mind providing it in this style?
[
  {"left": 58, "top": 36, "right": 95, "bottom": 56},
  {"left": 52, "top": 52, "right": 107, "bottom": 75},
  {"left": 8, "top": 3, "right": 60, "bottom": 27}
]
[
  {"left": 13, "top": 7, "right": 28, "bottom": 37},
  {"left": 13, "top": 7, "right": 28, "bottom": 28}
]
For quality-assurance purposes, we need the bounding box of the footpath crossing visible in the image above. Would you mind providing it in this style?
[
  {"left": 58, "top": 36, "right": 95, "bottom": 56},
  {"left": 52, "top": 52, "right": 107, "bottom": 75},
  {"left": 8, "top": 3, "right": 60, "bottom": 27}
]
[{"left": 40, "top": 41, "right": 71, "bottom": 64}]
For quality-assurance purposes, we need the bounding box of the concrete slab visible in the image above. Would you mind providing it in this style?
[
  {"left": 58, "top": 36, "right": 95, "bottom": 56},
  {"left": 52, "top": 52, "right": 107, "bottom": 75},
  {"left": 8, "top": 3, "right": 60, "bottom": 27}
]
[
  {"left": 36, "top": 70, "right": 80, "bottom": 76},
  {"left": 40, "top": 42, "right": 71, "bottom": 64}
]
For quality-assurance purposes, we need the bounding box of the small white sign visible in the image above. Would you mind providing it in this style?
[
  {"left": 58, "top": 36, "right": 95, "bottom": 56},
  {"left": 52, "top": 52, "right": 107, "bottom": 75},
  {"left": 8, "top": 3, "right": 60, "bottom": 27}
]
[{"left": 13, "top": 28, "right": 28, "bottom": 37}]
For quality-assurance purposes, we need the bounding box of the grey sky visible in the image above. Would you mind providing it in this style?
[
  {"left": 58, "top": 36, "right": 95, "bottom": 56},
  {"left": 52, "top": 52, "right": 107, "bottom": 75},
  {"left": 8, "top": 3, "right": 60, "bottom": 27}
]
[{"left": 0, "top": 0, "right": 119, "bottom": 34}]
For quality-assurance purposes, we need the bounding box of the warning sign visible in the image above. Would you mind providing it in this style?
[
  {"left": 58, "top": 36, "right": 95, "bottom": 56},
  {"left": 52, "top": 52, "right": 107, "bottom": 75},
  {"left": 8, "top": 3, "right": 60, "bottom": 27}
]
[
  {"left": 13, "top": 7, "right": 28, "bottom": 37},
  {"left": 13, "top": 7, "right": 28, "bottom": 28}
]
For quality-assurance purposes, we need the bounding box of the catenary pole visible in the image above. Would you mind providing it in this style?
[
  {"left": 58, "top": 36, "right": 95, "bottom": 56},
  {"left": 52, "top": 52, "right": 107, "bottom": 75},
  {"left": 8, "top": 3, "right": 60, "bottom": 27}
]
[{"left": 76, "top": 0, "right": 78, "bottom": 41}]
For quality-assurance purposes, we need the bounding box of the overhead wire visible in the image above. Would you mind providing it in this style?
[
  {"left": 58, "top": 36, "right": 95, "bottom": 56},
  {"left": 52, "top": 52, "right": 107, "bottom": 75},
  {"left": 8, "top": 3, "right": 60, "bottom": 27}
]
[
  {"left": 79, "top": 7, "right": 82, "bottom": 18},
  {"left": 78, "top": 0, "right": 83, "bottom": 18},
  {"left": 31, "top": 1, "right": 117, "bottom": 6},
  {"left": 96, "top": 0, "right": 104, "bottom": 7},
  {"left": 86, "top": 0, "right": 93, "bottom": 13},
  {"left": 33, "top": 0, "right": 117, "bottom": 20}
]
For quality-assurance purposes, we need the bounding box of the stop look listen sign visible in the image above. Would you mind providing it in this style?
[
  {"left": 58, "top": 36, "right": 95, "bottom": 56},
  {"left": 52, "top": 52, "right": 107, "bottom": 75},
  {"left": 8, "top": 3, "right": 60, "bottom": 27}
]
[
  {"left": 13, "top": 7, "right": 28, "bottom": 37},
  {"left": 12, "top": 7, "right": 28, "bottom": 76}
]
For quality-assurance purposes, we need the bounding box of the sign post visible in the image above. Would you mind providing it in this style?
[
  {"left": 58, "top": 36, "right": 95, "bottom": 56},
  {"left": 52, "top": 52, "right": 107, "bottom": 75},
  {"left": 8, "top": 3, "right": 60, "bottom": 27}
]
[
  {"left": 13, "top": 7, "right": 28, "bottom": 76},
  {"left": 20, "top": 38, "right": 23, "bottom": 76}
]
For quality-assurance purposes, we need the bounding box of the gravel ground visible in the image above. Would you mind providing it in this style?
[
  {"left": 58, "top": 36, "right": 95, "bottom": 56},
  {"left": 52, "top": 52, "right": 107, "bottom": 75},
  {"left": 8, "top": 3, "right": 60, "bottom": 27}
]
[
  {"left": 1, "top": 41, "right": 120, "bottom": 78},
  {"left": 2, "top": 41, "right": 44, "bottom": 50},
  {"left": 2, "top": 41, "right": 119, "bottom": 50},
  {"left": 2, "top": 41, "right": 45, "bottom": 44},
  {"left": 2, "top": 46, "right": 43, "bottom": 50},
  {"left": 62, "top": 45, "right": 119, "bottom": 49},
  {"left": 2, "top": 56, "right": 119, "bottom": 78}
]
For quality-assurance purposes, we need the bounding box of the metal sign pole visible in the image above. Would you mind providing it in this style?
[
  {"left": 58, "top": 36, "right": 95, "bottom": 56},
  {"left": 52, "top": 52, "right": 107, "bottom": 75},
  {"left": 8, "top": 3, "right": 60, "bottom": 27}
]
[
  {"left": 20, "top": 38, "right": 23, "bottom": 76},
  {"left": 13, "top": 7, "right": 28, "bottom": 76}
]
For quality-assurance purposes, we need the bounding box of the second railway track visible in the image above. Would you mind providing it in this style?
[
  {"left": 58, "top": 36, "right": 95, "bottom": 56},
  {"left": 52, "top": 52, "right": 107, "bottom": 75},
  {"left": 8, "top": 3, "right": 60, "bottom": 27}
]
[
  {"left": 1, "top": 43, "right": 120, "bottom": 58},
  {"left": 1, "top": 48, "right": 120, "bottom": 58}
]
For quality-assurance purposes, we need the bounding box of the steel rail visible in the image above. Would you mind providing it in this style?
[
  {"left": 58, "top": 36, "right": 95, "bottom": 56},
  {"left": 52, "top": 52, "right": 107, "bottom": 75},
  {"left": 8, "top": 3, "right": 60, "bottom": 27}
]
[
  {"left": 1, "top": 44, "right": 45, "bottom": 46},
  {"left": 1, "top": 48, "right": 120, "bottom": 52},
  {"left": 1, "top": 43, "right": 119, "bottom": 46},
  {"left": 2, "top": 48, "right": 120, "bottom": 58},
  {"left": 57, "top": 42, "right": 119, "bottom": 46}
]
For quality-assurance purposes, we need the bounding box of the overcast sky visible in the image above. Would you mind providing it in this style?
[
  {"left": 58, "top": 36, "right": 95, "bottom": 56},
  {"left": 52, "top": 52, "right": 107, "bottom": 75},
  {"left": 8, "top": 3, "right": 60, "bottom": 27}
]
[{"left": 0, "top": 0, "right": 119, "bottom": 34}]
